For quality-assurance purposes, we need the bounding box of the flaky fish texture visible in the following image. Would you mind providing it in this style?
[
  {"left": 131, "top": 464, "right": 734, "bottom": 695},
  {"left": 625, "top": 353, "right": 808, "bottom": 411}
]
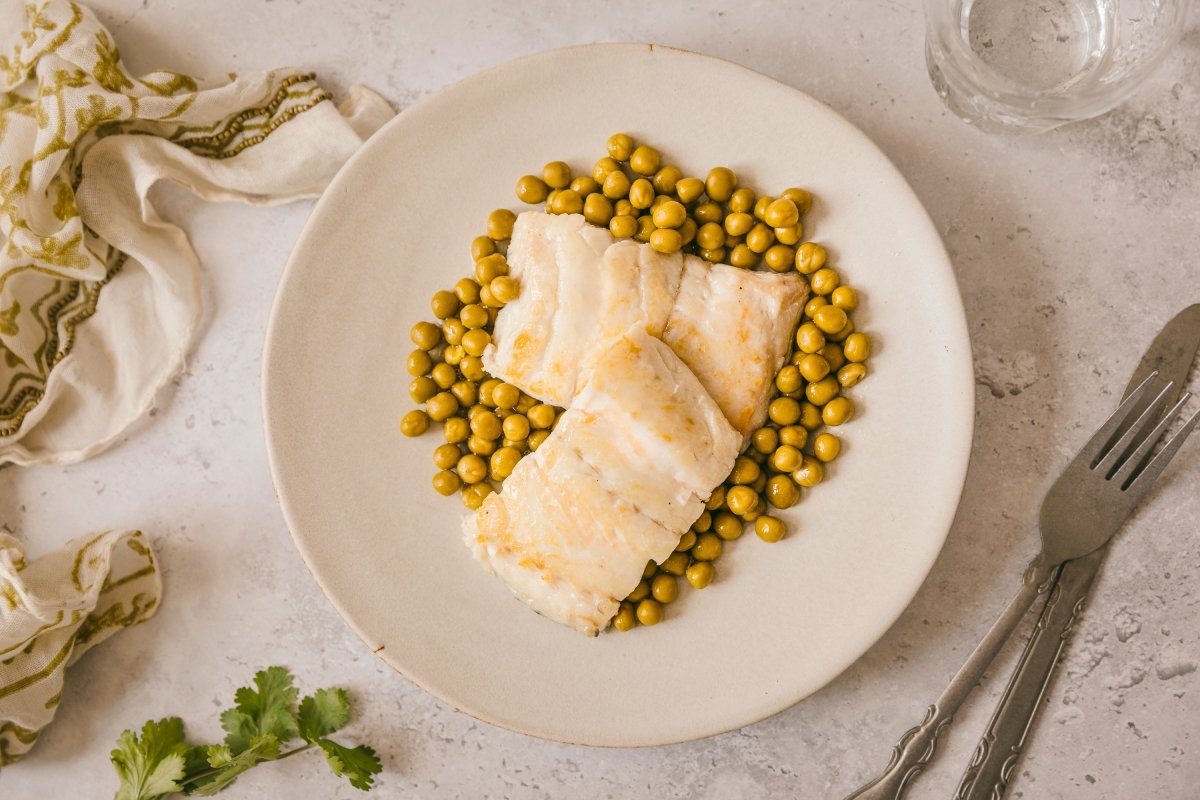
[
  {"left": 661, "top": 258, "right": 807, "bottom": 437},
  {"left": 484, "top": 211, "right": 806, "bottom": 436},
  {"left": 464, "top": 326, "right": 740, "bottom": 636},
  {"left": 484, "top": 212, "right": 682, "bottom": 406}
]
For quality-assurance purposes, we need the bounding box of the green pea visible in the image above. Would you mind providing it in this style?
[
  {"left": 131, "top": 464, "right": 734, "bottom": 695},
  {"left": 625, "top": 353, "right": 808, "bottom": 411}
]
[
  {"left": 650, "top": 574, "right": 679, "bottom": 603},
  {"left": 636, "top": 598, "right": 663, "bottom": 625},
  {"left": 490, "top": 275, "right": 520, "bottom": 304},
  {"left": 793, "top": 456, "right": 825, "bottom": 487},
  {"left": 674, "top": 177, "right": 705, "bottom": 204},
  {"left": 406, "top": 349, "right": 433, "bottom": 377},
  {"left": 584, "top": 193, "right": 614, "bottom": 226},
  {"left": 610, "top": 214, "right": 637, "bottom": 239},
  {"left": 713, "top": 511, "right": 744, "bottom": 540},
  {"left": 652, "top": 165, "right": 683, "bottom": 194},
  {"left": 751, "top": 426, "right": 779, "bottom": 454},
  {"left": 607, "top": 133, "right": 634, "bottom": 161},
  {"left": 813, "top": 432, "right": 841, "bottom": 462},
  {"left": 410, "top": 321, "right": 442, "bottom": 350},
  {"left": 450, "top": 380, "right": 478, "bottom": 407},
  {"left": 795, "top": 242, "right": 827, "bottom": 274},
  {"left": 487, "top": 208, "right": 517, "bottom": 240},
  {"left": 602, "top": 170, "right": 632, "bottom": 200},
  {"left": 768, "top": 396, "right": 802, "bottom": 426},
  {"left": 443, "top": 416, "right": 470, "bottom": 444},
  {"left": 838, "top": 362, "right": 867, "bottom": 388},
  {"left": 770, "top": 444, "right": 803, "bottom": 473},
  {"left": 399, "top": 409, "right": 429, "bottom": 437},
  {"left": 489, "top": 446, "right": 522, "bottom": 480},
  {"left": 805, "top": 376, "right": 841, "bottom": 406},
  {"left": 454, "top": 277, "right": 481, "bottom": 304},
  {"left": 515, "top": 175, "right": 549, "bottom": 204},
  {"left": 832, "top": 285, "right": 859, "bottom": 310},
  {"left": 843, "top": 332, "right": 871, "bottom": 363},
  {"left": 651, "top": 200, "right": 687, "bottom": 229},
  {"left": 754, "top": 516, "right": 786, "bottom": 543},
  {"left": 691, "top": 532, "right": 723, "bottom": 561},
  {"left": 729, "top": 187, "right": 756, "bottom": 213},
  {"left": 798, "top": 353, "right": 831, "bottom": 382},
  {"left": 542, "top": 161, "right": 572, "bottom": 189},
  {"left": 409, "top": 376, "right": 437, "bottom": 404},
  {"left": 765, "top": 474, "right": 799, "bottom": 508},
  {"left": 705, "top": 167, "right": 736, "bottom": 202},
  {"left": 629, "top": 145, "right": 661, "bottom": 175},
  {"left": 659, "top": 552, "right": 689, "bottom": 576},
  {"left": 763, "top": 197, "right": 800, "bottom": 228},
  {"left": 629, "top": 178, "right": 655, "bottom": 209},
  {"left": 729, "top": 244, "right": 758, "bottom": 268},
  {"left": 775, "top": 364, "right": 803, "bottom": 394},
  {"left": 593, "top": 156, "right": 622, "bottom": 184},
  {"left": 822, "top": 397, "right": 854, "bottom": 426},
  {"left": 570, "top": 176, "right": 599, "bottom": 196},
  {"left": 778, "top": 425, "right": 808, "bottom": 449},
  {"left": 432, "top": 470, "right": 461, "bottom": 496},
  {"left": 612, "top": 602, "right": 637, "bottom": 631},
  {"left": 456, "top": 453, "right": 488, "bottom": 484},
  {"left": 685, "top": 561, "right": 715, "bottom": 589},
  {"left": 550, "top": 189, "right": 583, "bottom": 215},
  {"left": 650, "top": 228, "right": 683, "bottom": 254}
]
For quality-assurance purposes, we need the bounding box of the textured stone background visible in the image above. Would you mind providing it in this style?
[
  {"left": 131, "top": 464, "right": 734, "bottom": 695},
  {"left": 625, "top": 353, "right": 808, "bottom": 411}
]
[{"left": 3, "top": 1, "right": 1198, "bottom": 798}]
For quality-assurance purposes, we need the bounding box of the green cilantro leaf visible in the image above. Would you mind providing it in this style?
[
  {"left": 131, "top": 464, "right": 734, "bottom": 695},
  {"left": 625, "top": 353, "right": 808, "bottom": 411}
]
[
  {"left": 297, "top": 688, "right": 351, "bottom": 742},
  {"left": 111, "top": 718, "right": 189, "bottom": 800},
  {"left": 317, "top": 739, "right": 382, "bottom": 791},
  {"left": 219, "top": 666, "right": 298, "bottom": 753},
  {"left": 187, "top": 735, "right": 281, "bottom": 797},
  {"left": 112, "top": 667, "right": 379, "bottom": 798}
]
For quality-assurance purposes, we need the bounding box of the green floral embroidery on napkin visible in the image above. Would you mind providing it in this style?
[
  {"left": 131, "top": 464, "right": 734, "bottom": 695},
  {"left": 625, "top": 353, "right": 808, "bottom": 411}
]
[{"left": 0, "top": 0, "right": 331, "bottom": 440}]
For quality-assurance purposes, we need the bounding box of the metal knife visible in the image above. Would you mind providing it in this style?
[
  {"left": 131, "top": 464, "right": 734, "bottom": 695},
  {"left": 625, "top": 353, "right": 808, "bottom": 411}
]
[{"left": 955, "top": 302, "right": 1200, "bottom": 800}]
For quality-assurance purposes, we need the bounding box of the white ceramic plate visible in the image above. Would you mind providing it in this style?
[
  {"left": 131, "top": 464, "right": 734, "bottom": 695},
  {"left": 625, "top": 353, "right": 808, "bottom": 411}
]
[{"left": 264, "top": 44, "right": 973, "bottom": 747}]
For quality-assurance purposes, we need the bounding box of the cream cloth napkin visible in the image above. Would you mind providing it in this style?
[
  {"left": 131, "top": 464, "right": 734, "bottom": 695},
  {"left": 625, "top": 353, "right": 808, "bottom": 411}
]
[
  {"left": 0, "top": 530, "right": 160, "bottom": 764},
  {"left": 0, "top": 0, "right": 393, "bottom": 763}
]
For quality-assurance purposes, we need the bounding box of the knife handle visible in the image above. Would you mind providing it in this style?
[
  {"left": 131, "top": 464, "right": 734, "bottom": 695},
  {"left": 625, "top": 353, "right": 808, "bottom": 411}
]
[{"left": 954, "top": 548, "right": 1105, "bottom": 800}]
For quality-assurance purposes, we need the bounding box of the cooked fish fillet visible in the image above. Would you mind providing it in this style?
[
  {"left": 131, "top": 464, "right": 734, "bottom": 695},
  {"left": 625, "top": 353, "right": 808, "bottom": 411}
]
[
  {"left": 485, "top": 212, "right": 806, "bottom": 436},
  {"left": 564, "top": 326, "right": 740, "bottom": 532},
  {"left": 484, "top": 212, "right": 682, "bottom": 407},
  {"left": 661, "top": 258, "right": 807, "bottom": 437},
  {"left": 465, "top": 326, "right": 740, "bottom": 635}
]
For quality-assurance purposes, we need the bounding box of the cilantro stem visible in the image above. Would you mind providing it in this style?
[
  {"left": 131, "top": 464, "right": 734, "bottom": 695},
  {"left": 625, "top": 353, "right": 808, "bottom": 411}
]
[{"left": 178, "top": 743, "right": 316, "bottom": 789}]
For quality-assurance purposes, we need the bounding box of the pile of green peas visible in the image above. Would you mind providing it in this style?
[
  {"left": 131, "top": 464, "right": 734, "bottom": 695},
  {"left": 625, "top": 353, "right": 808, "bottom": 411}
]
[
  {"left": 399, "top": 206, "right": 565, "bottom": 511},
  {"left": 401, "top": 134, "right": 870, "bottom": 632}
]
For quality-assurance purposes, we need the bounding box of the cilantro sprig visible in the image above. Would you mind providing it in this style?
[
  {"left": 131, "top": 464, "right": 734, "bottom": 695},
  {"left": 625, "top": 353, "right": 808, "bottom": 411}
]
[{"left": 111, "top": 667, "right": 381, "bottom": 799}]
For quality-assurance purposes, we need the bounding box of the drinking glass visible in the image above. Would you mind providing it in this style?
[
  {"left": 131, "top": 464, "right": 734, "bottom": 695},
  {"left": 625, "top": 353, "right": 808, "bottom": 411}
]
[{"left": 925, "top": 0, "right": 1191, "bottom": 133}]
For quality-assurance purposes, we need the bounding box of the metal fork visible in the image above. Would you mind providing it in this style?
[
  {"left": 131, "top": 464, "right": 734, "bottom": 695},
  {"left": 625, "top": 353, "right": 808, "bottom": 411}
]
[{"left": 845, "top": 373, "right": 1199, "bottom": 800}]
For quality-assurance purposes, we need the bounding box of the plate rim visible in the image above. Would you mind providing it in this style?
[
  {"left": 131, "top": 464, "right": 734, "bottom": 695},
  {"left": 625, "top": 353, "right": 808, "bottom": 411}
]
[{"left": 263, "top": 41, "right": 976, "bottom": 747}]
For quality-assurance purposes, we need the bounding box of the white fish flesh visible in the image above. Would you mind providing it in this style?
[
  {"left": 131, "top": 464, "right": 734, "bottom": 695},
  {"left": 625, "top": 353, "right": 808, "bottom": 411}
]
[
  {"left": 661, "top": 257, "right": 807, "bottom": 436},
  {"left": 464, "top": 326, "right": 741, "bottom": 635},
  {"left": 484, "top": 212, "right": 681, "bottom": 407},
  {"left": 484, "top": 211, "right": 807, "bottom": 436}
]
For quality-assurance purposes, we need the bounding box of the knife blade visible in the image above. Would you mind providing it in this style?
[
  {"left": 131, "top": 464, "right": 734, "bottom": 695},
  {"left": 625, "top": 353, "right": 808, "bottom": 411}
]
[{"left": 954, "top": 302, "right": 1200, "bottom": 800}]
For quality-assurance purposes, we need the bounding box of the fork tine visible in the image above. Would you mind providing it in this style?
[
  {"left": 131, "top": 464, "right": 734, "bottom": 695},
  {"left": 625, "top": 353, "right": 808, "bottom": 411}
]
[
  {"left": 1081, "top": 372, "right": 1161, "bottom": 468},
  {"left": 1095, "top": 380, "right": 1175, "bottom": 476},
  {"left": 1120, "top": 403, "right": 1200, "bottom": 492},
  {"left": 1110, "top": 391, "right": 1192, "bottom": 486}
]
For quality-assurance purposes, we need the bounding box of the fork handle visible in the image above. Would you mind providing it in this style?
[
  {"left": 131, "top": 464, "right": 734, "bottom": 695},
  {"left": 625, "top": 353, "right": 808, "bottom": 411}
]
[
  {"left": 953, "top": 549, "right": 1103, "bottom": 800},
  {"left": 843, "top": 559, "right": 1057, "bottom": 800}
]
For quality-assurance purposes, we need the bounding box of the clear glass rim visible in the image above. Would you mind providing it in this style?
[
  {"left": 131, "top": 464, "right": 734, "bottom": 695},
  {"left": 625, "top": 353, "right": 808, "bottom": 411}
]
[{"left": 925, "top": 0, "right": 1192, "bottom": 121}]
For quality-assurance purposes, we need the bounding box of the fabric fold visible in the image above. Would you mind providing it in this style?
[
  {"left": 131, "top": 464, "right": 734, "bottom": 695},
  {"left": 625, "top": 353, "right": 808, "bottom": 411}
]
[
  {"left": 0, "top": 0, "right": 394, "bottom": 466},
  {"left": 0, "top": 529, "right": 162, "bottom": 765}
]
